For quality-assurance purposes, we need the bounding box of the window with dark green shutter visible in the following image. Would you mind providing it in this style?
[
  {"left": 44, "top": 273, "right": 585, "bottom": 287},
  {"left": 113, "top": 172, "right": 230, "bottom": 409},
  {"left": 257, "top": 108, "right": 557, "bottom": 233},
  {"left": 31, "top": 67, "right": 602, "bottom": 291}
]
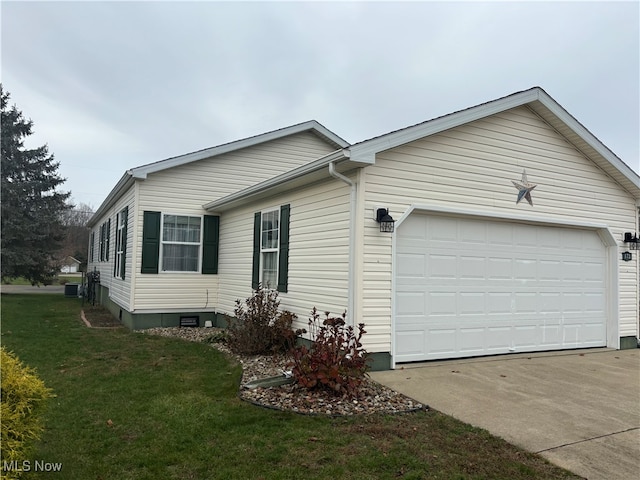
[
  {"left": 252, "top": 205, "right": 290, "bottom": 292},
  {"left": 202, "top": 215, "right": 220, "bottom": 274},
  {"left": 141, "top": 211, "right": 161, "bottom": 274}
]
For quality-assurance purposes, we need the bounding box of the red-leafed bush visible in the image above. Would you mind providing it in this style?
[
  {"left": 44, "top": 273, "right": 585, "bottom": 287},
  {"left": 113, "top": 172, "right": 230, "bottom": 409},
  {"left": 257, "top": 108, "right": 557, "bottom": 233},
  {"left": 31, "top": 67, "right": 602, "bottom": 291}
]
[{"left": 289, "top": 308, "right": 370, "bottom": 397}]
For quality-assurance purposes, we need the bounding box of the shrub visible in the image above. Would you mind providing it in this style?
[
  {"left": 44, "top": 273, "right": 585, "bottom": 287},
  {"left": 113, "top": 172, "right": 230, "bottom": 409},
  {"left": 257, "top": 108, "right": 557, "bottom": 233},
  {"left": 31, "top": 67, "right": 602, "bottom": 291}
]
[
  {"left": 226, "top": 286, "right": 299, "bottom": 355},
  {"left": 203, "top": 330, "right": 229, "bottom": 345},
  {"left": 289, "top": 308, "right": 370, "bottom": 397},
  {"left": 1, "top": 348, "right": 54, "bottom": 479}
]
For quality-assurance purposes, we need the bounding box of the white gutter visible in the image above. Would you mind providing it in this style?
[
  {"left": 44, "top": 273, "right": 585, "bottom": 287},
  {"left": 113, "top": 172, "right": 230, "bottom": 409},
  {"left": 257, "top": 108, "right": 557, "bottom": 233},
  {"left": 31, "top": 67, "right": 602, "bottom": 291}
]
[{"left": 328, "top": 161, "right": 356, "bottom": 326}]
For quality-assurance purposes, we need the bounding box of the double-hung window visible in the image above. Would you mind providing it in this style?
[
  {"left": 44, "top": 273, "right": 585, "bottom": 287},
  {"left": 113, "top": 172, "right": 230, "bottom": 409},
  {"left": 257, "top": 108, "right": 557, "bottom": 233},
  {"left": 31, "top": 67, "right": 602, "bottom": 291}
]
[
  {"left": 260, "top": 209, "right": 280, "bottom": 288},
  {"left": 141, "top": 211, "right": 218, "bottom": 275},
  {"left": 252, "top": 204, "right": 290, "bottom": 292},
  {"left": 161, "top": 214, "right": 201, "bottom": 272},
  {"left": 114, "top": 207, "right": 128, "bottom": 279},
  {"left": 99, "top": 219, "right": 110, "bottom": 262}
]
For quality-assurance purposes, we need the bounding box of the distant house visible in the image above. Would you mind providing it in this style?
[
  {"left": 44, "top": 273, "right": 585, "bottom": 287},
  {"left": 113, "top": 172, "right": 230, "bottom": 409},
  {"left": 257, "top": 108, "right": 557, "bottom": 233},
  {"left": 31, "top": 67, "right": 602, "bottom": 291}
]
[
  {"left": 60, "top": 256, "right": 81, "bottom": 274},
  {"left": 87, "top": 87, "right": 640, "bottom": 370}
]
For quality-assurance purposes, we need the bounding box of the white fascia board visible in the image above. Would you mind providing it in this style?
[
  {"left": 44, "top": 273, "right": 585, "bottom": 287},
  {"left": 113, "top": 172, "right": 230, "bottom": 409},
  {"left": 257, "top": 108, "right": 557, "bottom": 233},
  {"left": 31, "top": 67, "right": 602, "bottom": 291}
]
[
  {"left": 203, "top": 150, "right": 347, "bottom": 211},
  {"left": 88, "top": 173, "right": 135, "bottom": 227},
  {"left": 534, "top": 91, "right": 640, "bottom": 191},
  {"left": 348, "top": 86, "right": 639, "bottom": 195},
  {"left": 130, "top": 120, "right": 348, "bottom": 179},
  {"left": 347, "top": 88, "right": 541, "bottom": 164}
]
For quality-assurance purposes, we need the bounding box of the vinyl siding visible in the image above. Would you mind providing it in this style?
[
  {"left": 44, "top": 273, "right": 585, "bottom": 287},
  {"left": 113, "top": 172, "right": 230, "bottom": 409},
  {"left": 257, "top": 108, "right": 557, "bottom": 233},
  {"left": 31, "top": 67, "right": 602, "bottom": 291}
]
[
  {"left": 86, "top": 184, "right": 136, "bottom": 310},
  {"left": 361, "top": 105, "right": 638, "bottom": 352},
  {"left": 138, "top": 132, "right": 336, "bottom": 210},
  {"left": 132, "top": 131, "right": 337, "bottom": 311},
  {"left": 217, "top": 178, "right": 351, "bottom": 333}
]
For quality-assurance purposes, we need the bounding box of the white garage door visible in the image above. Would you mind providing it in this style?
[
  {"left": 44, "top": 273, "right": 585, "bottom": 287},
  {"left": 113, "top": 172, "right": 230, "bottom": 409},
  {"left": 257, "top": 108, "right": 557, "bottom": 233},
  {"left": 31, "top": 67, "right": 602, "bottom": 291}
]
[{"left": 395, "top": 214, "right": 607, "bottom": 362}]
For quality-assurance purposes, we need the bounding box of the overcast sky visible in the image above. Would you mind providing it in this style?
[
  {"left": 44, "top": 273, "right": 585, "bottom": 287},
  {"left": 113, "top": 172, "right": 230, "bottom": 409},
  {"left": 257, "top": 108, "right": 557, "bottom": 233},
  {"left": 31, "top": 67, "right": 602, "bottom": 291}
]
[{"left": 2, "top": 1, "right": 638, "bottom": 210}]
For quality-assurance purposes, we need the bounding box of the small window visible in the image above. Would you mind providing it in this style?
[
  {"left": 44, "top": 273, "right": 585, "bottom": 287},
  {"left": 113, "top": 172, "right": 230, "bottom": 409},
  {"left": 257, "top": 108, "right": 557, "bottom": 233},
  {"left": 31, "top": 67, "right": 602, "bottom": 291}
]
[
  {"left": 161, "top": 214, "right": 202, "bottom": 272},
  {"left": 260, "top": 209, "right": 280, "bottom": 288}
]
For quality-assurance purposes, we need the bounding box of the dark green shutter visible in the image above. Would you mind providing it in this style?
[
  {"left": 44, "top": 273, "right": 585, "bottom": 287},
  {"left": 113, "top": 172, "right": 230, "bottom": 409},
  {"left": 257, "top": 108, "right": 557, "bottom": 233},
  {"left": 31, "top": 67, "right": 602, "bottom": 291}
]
[
  {"left": 106, "top": 218, "right": 111, "bottom": 261},
  {"left": 99, "top": 224, "right": 104, "bottom": 260},
  {"left": 277, "top": 204, "right": 290, "bottom": 293},
  {"left": 252, "top": 212, "right": 261, "bottom": 289},
  {"left": 202, "top": 215, "right": 219, "bottom": 274},
  {"left": 121, "top": 207, "right": 128, "bottom": 279},
  {"left": 141, "top": 211, "right": 161, "bottom": 274}
]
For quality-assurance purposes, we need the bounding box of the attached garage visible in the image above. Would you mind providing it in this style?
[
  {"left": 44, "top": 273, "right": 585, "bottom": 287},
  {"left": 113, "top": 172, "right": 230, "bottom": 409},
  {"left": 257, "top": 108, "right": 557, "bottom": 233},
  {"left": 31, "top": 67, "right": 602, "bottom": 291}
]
[{"left": 395, "top": 211, "right": 614, "bottom": 362}]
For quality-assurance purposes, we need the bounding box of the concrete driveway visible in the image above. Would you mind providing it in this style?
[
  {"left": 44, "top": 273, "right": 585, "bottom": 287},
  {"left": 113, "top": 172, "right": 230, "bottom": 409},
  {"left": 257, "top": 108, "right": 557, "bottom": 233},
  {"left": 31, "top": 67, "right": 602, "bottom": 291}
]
[{"left": 370, "top": 349, "right": 640, "bottom": 480}]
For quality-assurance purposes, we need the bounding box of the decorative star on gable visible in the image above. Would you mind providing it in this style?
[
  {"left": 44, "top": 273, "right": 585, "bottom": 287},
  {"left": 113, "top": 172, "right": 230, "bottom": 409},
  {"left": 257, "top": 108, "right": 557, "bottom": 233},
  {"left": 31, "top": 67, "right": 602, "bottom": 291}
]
[{"left": 511, "top": 169, "right": 537, "bottom": 206}]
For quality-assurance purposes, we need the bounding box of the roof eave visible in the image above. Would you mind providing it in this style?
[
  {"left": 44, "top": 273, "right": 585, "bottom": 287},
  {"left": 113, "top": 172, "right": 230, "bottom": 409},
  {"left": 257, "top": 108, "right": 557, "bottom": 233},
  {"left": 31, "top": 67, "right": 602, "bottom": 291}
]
[
  {"left": 347, "top": 86, "right": 640, "bottom": 198},
  {"left": 130, "top": 120, "right": 349, "bottom": 179},
  {"left": 347, "top": 88, "right": 542, "bottom": 164},
  {"left": 87, "top": 172, "right": 135, "bottom": 227},
  {"left": 527, "top": 94, "right": 640, "bottom": 196}
]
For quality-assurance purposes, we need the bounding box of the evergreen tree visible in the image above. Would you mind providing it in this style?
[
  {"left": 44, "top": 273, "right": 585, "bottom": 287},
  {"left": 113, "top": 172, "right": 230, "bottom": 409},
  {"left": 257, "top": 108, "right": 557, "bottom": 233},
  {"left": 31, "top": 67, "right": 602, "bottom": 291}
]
[{"left": 1, "top": 85, "right": 71, "bottom": 285}]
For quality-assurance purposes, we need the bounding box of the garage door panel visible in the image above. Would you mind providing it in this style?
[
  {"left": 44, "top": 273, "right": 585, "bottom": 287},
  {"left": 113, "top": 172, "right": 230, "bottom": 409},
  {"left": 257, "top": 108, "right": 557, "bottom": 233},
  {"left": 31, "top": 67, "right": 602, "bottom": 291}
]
[
  {"left": 396, "top": 253, "right": 425, "bottom": 278},
  {"left": 512, "top": 292, "right": 536, "bottom": 312},
  {"left": 459, "top": 292, "right": 485, "bottom": 315},
  {"left": 486, "top": 326, "right": 512, "bottom": 350},
  {"left": 426, "top": 293, "right": 456, "bottom": 316},
  {"left": 428, "top": 254, "right": 457, "bottom": 279},
  {"left": 395, "top": 214, "right": 608, "bottom": 362},
  {"left": 459, "top": 256, "right": 486, "bottom": 279},
  {"left": 513, "top": 325, "right": 540, "bottom": 347},
  {"left": 487, "top": 257, "right": 512, "bottom": 279},
  {"left": 488, "top": 292, "right": 512, "bottom": 313},
  {"left": 395, "top": 331, "right": 425, "bottom": 359},
  {"left": 459, "top": 328, "right": 486, "bottom": 353},
  {"left": 427, "top": 328, "right": 457, "bottom": 355},
  {"left": 396, "top": 292, "right": 425, "bottom": 316}
]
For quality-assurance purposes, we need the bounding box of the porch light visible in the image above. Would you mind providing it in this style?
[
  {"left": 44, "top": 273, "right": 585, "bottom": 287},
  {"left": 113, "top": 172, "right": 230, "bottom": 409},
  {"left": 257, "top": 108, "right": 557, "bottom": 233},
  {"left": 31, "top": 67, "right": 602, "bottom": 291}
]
[
  {"left": 376, "top": 208, "right": 395, "bottom": 233},
  {"left": 622, "top": 251, "right": 633, "bottom": 262}
]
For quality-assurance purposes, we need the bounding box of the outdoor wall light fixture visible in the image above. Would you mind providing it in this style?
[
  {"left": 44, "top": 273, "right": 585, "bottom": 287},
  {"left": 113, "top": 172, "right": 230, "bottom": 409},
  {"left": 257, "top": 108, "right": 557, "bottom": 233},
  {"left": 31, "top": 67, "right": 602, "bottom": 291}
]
[
  {"left": 375, "top": 208, "right": 395, "bottom": 233},
  {"left": 622, "top": 251, "right": 633, "bottom": 262},
  {"left": 624, "top": 232, "right": 639, "bottom": 250}
]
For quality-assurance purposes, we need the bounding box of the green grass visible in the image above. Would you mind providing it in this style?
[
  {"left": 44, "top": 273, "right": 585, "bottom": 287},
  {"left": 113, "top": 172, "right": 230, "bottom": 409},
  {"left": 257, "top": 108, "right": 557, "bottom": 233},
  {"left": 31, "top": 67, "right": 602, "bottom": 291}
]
[{"left": 0, "top": 295, "right": 581, "bottom": 480}]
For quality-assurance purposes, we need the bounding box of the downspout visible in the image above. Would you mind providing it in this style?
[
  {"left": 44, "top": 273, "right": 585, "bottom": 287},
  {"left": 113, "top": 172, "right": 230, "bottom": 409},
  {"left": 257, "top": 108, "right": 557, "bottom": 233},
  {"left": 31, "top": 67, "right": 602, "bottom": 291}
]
[{"left": 329, "top": 161, "right": 356, "bottom": 326}]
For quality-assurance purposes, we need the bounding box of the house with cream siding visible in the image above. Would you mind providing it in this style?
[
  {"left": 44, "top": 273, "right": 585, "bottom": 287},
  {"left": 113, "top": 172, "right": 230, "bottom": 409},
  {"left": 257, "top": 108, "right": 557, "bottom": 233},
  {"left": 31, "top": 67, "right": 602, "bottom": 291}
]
[{"left": 88, "top": 87, "right": 639, "bottom": 370}]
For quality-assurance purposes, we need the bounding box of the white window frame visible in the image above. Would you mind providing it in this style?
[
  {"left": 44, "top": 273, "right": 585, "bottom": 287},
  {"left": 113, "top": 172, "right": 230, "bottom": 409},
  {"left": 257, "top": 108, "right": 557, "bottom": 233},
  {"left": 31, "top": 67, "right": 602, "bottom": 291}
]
[
  {"left": 160, "top": 213, "right": 203, "bottom": 273},
  {"left": 114, "top": 209, "right": 126, "bottom": 279},
  {"left": 260, "top": 208, "right": 280, "bottom": 289}
]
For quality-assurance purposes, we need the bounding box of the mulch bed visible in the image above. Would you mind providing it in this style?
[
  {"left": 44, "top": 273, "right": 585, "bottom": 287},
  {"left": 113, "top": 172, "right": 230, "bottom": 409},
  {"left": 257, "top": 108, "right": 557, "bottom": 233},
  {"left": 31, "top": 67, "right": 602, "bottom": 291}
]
[{"left": 81, "top": 306, "right": 124, "bottom": 328}]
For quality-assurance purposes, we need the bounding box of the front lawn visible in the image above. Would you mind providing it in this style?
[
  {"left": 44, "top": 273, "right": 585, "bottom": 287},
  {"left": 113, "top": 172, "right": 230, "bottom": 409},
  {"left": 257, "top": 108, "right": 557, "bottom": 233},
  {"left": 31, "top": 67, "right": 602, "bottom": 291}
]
[{"left": 0, "top": 294, "right": 580, "bottom": 480}]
